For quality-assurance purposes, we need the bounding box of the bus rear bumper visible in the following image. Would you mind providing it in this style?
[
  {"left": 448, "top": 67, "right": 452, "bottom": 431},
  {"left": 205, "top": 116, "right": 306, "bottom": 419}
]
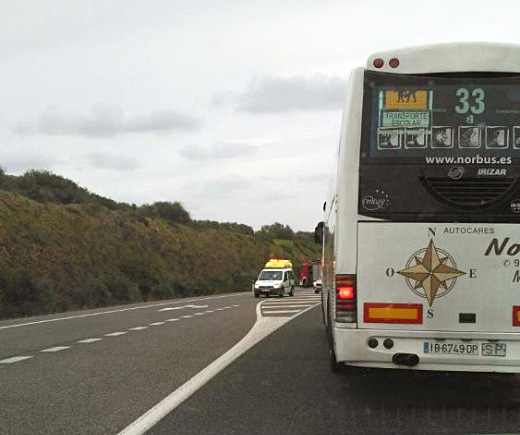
[{"left": 333, "top": 326, "right": 520, "bottom": 373}]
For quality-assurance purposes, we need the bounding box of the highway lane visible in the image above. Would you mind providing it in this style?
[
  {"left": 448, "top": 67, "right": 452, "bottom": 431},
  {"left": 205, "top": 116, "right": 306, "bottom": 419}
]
[
  {"left": 149, "top": 306, "right": 520, "bottom": 435},
  {"left": 0, "top": 291, "right": 258, "bottom": 435}
]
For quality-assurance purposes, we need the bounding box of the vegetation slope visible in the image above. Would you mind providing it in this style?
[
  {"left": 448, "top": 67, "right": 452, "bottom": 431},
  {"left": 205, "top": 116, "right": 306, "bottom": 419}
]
[{"left": 0, "top": 170, "right": 321, "bottom": 319}]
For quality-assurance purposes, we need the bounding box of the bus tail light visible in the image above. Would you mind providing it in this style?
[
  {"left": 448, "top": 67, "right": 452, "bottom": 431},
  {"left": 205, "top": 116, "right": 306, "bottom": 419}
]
[
  {"left": 513, "top": 306, "right": 520, "bottom": 326},
  {"left": 335, "top": 274, "right": 356, "bottom": 323}
]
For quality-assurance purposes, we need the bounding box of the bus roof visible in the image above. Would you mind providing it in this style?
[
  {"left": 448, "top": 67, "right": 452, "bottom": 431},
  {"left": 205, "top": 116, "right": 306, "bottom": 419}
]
[{"left": 367, "top": 42, "right": 520, "bottom": 75}]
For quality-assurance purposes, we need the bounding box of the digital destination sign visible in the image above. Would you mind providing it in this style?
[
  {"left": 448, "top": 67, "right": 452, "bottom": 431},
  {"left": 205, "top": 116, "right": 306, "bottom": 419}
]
[{"left": 365, "top": 72, "right": 520, "bottom": 161}]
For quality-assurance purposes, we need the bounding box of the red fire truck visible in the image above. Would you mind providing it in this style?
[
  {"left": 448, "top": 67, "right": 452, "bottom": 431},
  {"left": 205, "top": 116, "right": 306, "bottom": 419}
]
[{"left": 299, "top": 260, "right": 322, "bottom": 287}]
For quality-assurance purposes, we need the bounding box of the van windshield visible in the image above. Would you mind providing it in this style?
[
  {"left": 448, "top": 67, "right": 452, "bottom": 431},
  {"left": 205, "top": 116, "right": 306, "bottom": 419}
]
[{"left": 258, "top": 271, "right": 283, "bottom": 280}]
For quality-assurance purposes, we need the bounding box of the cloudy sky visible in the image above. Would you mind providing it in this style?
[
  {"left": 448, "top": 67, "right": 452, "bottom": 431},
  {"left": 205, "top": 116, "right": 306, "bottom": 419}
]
[{"left": 2, "top": 1, "right": 520, "bottom": 231}]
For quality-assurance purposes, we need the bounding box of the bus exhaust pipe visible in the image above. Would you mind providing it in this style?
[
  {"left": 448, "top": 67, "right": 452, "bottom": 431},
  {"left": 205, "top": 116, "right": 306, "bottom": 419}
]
[{"left": 392, "top": 353, "right": 419, "bottom": 367}]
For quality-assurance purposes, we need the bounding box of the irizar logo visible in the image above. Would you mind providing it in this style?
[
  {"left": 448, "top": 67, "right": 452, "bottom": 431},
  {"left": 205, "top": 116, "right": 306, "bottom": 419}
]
[
  {"left": 477, "top": 168, "right": 507, "bottom": 176},
  {"left": 398, "top": 240, "right": 465, "bottom": 307}
]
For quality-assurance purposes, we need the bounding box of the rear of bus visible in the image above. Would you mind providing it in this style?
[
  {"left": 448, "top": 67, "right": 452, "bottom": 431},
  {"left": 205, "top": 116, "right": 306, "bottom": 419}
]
[{"left": 325, "top": 43, "right": 520, "bottom": 372}]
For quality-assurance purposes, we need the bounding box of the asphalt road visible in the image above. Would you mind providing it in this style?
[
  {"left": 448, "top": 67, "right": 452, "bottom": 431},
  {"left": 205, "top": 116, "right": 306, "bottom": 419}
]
[
  {"left": 0, "top": 292, "right": 258, "bottom": 435},
  {"left": 149, "top": 306, "right": 520, "bottom": 435},
  {"left": 3, "top": 288, "right": 520, "bottom": 435}
]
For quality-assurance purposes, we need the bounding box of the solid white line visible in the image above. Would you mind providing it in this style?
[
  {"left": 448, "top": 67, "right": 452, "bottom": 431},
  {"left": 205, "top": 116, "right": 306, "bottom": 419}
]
[
  {"left": 262, "top": 309, "right": 302, "bottom": 314},
  {"left": 288, "top": 298, "right": 320, "bottom": 301},
  {"left": 105, "top": 332, "right": 127, "bottom": 337},
  {"left": 76, "top": 338, "right": 102, "bottom": 344},
  {"left": 0, "top": 293, "right": 249, "bottom": 331},
  {"left": 41, "top": 346, "right": 70, "bottom": 353},
  {"left": 150, "top": 322, "right": 165, "bottom": 326},
  {"left": 0, "top": 356, "right": 33, "bottom": 364},
  {"left": 129, "top": 326, "right": 148, "bottom": 331},
  {"left": 262, "top": 304, "right": 313, "bottom": 308},
  {"left": 118, "top": 299, "right": 318, "bottom": 435}
]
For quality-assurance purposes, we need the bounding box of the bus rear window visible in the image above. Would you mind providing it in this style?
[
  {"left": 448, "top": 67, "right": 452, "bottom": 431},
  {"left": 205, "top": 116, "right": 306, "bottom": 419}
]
[{"left": 362, "top": 71, "right": 520, "bottom": 165}]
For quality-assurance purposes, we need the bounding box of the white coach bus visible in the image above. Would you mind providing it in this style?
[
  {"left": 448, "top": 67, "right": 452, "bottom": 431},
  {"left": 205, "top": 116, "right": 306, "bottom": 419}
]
[{"left": 320, "top": 43, "right": 520, "bottom": 373}]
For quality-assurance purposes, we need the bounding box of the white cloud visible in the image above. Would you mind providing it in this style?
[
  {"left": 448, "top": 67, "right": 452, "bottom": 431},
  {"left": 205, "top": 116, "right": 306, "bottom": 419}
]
[
  {"left": 15, "top": 106, "right": 202, "bottom": 138},
  {"left": 215, "top": 74, "right": 345, "bottom": 113},
  {"left": 85, "top": 153, "right": 141, "bottom": 172},
  {"left": 1, "top": 153, "right": 59, "bottom": 174},
  {"left": 179, "top": 142, "right": 257, "bottom": 161}
]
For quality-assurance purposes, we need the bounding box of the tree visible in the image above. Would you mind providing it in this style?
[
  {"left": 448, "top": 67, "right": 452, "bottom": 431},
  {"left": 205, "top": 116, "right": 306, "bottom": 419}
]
[
  {"left": 140, "top": 201, "right": 191, "bottom": 224},
  {"left": 256, "top": 222, "right": 295, "bottom": 240}
]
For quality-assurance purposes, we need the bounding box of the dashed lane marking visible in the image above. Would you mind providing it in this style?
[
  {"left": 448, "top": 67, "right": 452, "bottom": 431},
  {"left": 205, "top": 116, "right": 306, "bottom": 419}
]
[
  {"left": 0, "top": 293, "right": 248, "bottom": 331},
  {"left": 41, "top": 346, "right": 70, "bottom": 353},
  {"left": 76, "top": 338, "right": 102, "bottom": 344},
  {"left": 0, "top": 356, "right": 33, "bottom": 364},
  {"left": 158, "top": 304, "right": 209, "bottom": 312},
  {"left": 0, "top": 303, "right": 242, "bottom": 368}
]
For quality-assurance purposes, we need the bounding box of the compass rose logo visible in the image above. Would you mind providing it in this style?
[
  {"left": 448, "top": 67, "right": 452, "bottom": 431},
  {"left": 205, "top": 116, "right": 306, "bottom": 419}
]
[{"left": 398, "top": 240, "right": 465, "bottom": 307}]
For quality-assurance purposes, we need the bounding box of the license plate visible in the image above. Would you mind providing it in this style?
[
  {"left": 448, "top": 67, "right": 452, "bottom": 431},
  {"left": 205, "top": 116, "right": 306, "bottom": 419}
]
[
  {"left": 424, "top": 342, "right": 479, "bottom": 355},
  {"left": 423, "top": 342, "right": 507, "bottom": 357},
  {"left": 481, "top": 343, "right": 507, "bottom": 357}
]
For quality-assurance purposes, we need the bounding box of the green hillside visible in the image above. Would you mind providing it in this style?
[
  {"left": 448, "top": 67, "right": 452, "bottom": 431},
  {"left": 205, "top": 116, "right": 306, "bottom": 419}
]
[{"left": 0, "top": 170, "right": 321, "bottom": 319}]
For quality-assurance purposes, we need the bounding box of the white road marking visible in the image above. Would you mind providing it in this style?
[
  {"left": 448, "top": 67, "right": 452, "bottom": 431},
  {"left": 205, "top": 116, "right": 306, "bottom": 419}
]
[
  {"left": 194, "top": 313, "right": 205, "bottom": 316},
  {"left": 129, "top": 326, "right": 148, "bottom": 331},
  {"left": 287, "top": 298, "right": 320, "bottom": 301},
  {"left": 165, "top": 319, "right": 179, "bottom": 322},
  {"left": 0, "top": 293, "right": 248, "bottom": 331},
  {"left": 181, "top": 315, "right": 193, "bottom": 319},
  {"left": 158, "top": 304, "right": 209, "bottom": 312},
  {"left": 76, "top": 338, "right": 102, "bottom": 344},
  {"left": 118, "top": 298, "right": 318, "bottom": 435},
  {"left": 41, "top": 346, "right": 70, "bottom": 353},
  {"left": 149, "top": 322, "right": 165, "bottom": 326},
  {"left": 105, "top": 332, "right": 127, "bottom": 337},
  {"left": 0, "top": 356, "right": 33, "bottom": 364},
  {"left": 262, "top": 304, "right": 313, "bottom": 308},
  {"left": 204, "top": 310, "right": 214, "bottom": 313},
  {"left": 262, "top": 309, "right": 302, "bottom": 314}
]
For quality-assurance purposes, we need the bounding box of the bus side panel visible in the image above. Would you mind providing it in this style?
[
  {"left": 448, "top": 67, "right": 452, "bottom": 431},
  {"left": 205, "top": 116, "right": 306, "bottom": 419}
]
[{"left": 323, "top": 67, "right": 365, "bottom": 326}]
